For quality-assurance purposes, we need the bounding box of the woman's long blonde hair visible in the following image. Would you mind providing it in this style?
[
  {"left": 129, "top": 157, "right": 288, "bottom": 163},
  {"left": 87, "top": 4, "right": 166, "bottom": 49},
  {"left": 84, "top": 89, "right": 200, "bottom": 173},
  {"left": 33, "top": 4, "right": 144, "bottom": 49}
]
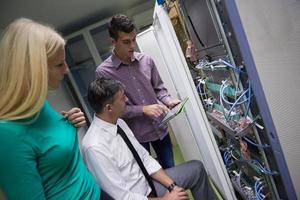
[{"left": 0, "top": 18, "right": 65, "bottom": 120}]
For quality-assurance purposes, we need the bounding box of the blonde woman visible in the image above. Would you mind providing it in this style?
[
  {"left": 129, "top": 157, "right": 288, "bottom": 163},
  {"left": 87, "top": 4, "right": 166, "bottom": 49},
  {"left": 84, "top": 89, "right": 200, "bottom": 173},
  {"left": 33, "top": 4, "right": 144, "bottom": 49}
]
[{"left": 0, "top": 18, "right": 102, "bottom": 199}]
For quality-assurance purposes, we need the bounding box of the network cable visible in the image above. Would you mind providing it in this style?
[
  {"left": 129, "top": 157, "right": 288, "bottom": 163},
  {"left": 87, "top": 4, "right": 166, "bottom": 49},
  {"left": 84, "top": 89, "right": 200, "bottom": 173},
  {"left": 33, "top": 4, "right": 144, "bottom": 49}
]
[
  {"left": 243, "top": 137, "right": 270, "bottom": 148},
  {"left": 204, "top": 58, "right": 245, "bottom": 74},
  {"left": 196, "top": 79, "right": 208, "bottom": 100},
  {"left": 245, "top": 81, "right": 252, "bottom": 117},
  {"left": 223, "top": 145, "right": 234, "bottom": 167},
  {"left": 223, "top": 150, "right": 233, "bottom": 166},
  {"left": 220, "top": 83, "right": 253, "bottom": 121},
  {"left": 254, "top": 179, "right": 266, "bottom": 200},
  {"left": 249, "top": 160, "right": 279, "bottom": 176}
]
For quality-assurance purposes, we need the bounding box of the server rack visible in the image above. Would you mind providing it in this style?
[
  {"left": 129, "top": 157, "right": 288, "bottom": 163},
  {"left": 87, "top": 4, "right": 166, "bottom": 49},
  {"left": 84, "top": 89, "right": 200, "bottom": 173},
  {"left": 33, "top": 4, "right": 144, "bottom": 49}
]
[{"left": 137, "top": 1, "right": 297, "bottom": 199}]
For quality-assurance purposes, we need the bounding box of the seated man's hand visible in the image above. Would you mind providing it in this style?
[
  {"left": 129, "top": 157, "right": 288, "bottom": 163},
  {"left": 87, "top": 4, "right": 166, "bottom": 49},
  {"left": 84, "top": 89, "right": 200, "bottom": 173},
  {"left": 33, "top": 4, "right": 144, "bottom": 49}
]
[
  {"left": 167, "top": 99, "right": 181, "bottom": 109},
  {"left": 61, "top": 107, "right": 86, "bottom": 128},
  {"left": 162, "top": 186, "right": 188, "bottom": 200},
  {"left": 143, "top": 104, "right": 169, "bottom": 118}
]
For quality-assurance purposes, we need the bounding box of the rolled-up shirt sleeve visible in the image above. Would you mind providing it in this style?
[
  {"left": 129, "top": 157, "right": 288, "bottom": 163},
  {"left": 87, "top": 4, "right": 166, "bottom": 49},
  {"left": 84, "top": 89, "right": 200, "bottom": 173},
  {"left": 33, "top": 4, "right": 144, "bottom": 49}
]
[
  {"left": 137, "top": 143, "right": 162, "bottom": 175},
  {"left": 122, "top": 104, "right": 144, "bottom": 118}
]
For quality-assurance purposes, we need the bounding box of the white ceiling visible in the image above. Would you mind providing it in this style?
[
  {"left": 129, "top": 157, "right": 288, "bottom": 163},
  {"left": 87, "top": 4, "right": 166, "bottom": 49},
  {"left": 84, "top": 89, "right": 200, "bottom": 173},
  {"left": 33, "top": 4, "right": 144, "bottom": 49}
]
[{"left": 0, "top": 0, "right": 153, "bottom": 35}]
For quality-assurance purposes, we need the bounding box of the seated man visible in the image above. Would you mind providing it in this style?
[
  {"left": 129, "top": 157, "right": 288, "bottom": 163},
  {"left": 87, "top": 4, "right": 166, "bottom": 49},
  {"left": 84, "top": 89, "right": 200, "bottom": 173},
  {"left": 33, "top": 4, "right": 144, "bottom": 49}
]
[{"left": 82, "top": 77, "right": 217, "bottom": 200}]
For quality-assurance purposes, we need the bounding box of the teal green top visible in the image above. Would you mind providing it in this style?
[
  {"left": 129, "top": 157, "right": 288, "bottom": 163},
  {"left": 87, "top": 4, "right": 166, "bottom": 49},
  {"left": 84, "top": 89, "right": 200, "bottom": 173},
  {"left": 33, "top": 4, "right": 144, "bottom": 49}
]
[{"left": 0, "top": 101, "right": 100, "bottom": 199}]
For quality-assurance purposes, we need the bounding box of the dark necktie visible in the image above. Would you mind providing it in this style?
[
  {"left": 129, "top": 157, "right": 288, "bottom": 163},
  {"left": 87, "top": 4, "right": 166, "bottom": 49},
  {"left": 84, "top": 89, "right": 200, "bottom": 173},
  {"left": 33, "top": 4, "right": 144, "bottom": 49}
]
[{"left": 117, "top": 125, "right": 157, "bottom": 197}]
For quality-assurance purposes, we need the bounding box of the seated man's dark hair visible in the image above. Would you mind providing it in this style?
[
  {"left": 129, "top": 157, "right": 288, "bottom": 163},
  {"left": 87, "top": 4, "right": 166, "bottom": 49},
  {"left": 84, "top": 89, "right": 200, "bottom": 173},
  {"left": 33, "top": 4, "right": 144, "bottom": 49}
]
[
  {"left": 87, "top": 77, "right": 124, "bottom": 113},
  {"left": 108, "top": 14, "right": 135, "bottom": 40}
]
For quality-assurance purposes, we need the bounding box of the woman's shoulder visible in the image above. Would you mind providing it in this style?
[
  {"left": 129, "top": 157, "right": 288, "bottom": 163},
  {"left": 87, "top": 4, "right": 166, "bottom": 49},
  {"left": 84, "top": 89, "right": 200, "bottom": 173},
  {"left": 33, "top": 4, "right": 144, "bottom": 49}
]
[
  {"left": 34, "top": 100, "right": 68, "bottom": 128},
  {"left": 0, "top": 105, "right": 50, "bottom": 145},
  {"left": 0, "top": 120, "right": 28, "bottom": 136}
]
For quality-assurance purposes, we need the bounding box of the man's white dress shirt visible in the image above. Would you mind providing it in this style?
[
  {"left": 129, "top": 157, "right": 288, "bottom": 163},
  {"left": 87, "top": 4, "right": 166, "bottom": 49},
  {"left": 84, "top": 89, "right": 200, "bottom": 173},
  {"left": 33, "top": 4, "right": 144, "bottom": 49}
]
[{"left": 82, "top": 116, "right": 162, "bottom": 200}]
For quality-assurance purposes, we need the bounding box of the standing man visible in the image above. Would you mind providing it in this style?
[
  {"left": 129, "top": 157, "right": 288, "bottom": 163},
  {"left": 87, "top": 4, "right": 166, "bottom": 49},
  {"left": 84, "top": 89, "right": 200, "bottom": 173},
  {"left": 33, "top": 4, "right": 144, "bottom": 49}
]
[
  {"left": 96, "top": 14, "right": 180, "bottom": 168},
  {"left": 82, "top": 77, "right": 218, "bottom": 200}
]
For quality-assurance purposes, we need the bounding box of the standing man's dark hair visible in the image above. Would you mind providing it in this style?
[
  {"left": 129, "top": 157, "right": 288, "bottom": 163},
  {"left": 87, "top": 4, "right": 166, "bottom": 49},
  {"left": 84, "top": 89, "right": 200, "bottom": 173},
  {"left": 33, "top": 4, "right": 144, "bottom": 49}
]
[
  {"left": 108, "top": 14, "right": 135, "bottom": 40},
  {"left": 97, "top": 13, "right": 181, "bottom": 169},
  {"left": 88, "top": 77, "right": 124, "bottom": 114}
]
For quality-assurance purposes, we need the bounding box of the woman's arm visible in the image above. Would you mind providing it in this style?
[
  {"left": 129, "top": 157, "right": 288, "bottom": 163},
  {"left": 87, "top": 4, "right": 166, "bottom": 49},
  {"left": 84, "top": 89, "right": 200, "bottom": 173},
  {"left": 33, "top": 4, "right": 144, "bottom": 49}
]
[{"left": 0, "top": 131, "right": 46, "bottom": 199}]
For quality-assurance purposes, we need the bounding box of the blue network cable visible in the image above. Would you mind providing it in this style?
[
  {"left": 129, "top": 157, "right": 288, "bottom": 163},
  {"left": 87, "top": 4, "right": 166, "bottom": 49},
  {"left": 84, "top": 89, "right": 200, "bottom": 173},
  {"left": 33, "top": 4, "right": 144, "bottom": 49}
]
[
  {"left": 206, "top": 59, "right": 245, "bottom": 74},
  {"left": 243, "top": 137, "right": 270, "bottom": 148},
  {"left": 245, "top": 81, "right": 252, "bottom": 117},
  {"left": 254, "top": 179, "right": 265, "bottom": 200},
  {"left": 249, "top": 160, "right": 279, "bottom": 176},
  {"left": 220, "top": 80, "right": 253, "bottom": 119},
  {"left": 227, "top": 88, "right": 250, "bottom": 118},
  {"left": 223, "top": 146, "right": 235, "bottom": 167},
  {"left": 221, "top": 82, "right": 249, "bottom": 106}
]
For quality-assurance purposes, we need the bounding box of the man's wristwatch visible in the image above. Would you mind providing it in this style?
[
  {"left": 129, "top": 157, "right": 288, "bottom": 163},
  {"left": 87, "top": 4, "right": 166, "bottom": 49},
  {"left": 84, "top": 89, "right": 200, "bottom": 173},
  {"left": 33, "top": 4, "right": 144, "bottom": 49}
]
[{"left": 167, "top": 182, "right": 177, "bottom": 192}]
